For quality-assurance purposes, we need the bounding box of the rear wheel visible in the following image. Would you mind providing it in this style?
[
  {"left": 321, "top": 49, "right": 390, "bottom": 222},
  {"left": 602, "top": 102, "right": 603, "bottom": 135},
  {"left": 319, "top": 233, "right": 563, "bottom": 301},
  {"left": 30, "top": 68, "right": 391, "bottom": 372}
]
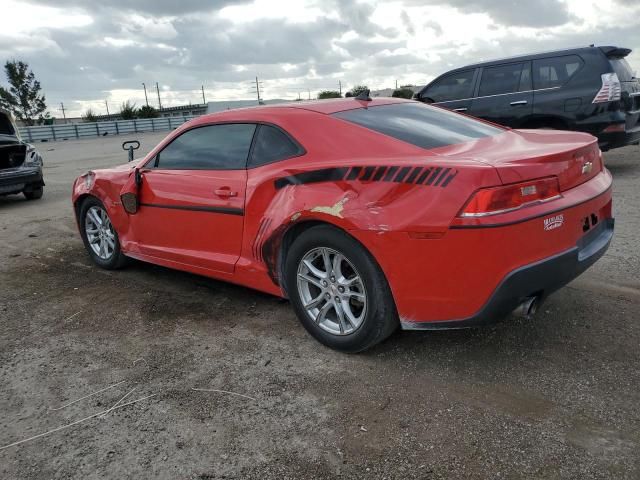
[
  {"left": 79, "top": 197, "right": 127, "bottom": 269},
  {"left": 285, "top": 225, "right": 398, "bottom": 352}
]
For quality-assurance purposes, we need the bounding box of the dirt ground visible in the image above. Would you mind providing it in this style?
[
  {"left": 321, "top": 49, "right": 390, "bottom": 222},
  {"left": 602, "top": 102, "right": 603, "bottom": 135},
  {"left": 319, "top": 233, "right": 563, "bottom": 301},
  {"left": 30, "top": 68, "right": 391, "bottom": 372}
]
[{"left": 1, "top": 133, "right": 639, "bottom": 479}]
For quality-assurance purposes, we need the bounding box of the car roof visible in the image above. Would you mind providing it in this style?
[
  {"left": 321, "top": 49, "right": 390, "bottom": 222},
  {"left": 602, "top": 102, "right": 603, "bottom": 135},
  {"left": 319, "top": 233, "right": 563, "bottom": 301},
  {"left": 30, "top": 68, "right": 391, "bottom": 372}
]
[
  {"left": 193, "top": 96, "right": 412, "bottom": 123},
  {"left": 444, "top": 45, "right": 622, "bottom": 73}
]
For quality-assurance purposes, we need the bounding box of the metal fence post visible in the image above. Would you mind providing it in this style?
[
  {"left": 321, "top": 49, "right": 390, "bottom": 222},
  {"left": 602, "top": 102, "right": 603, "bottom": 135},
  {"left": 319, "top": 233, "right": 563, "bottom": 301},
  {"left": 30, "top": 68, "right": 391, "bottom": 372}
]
[
  {"left": 115, "top": 121, "right": 119, "bottom": 135},
  {"left": 51, "top": 125, "right": 56, "bottom": 141},
  {"left": 74, "top": 124, "right": 79, "bottom": 139},
  {"left": 96, "top": 122, "right": 100, "bottom": 137},
  {"left": 133, "top": 119, "right": 137, "bottom": 133},
  {"left": 27, "top": 127, "right": 33, "bottom": 143}
]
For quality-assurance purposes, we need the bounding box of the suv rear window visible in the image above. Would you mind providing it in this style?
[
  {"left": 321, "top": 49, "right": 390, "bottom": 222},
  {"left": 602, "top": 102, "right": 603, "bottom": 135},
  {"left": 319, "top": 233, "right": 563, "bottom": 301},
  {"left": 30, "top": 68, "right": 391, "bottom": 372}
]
[
  {"left": 610, "top": 58, "right": 636, "bottom": 82},
  {"left": 332, "top": 103, "right": 503, "bottom": 150},
  {"left": 533, "top": 55, "right": 584, "bottom": 89}
]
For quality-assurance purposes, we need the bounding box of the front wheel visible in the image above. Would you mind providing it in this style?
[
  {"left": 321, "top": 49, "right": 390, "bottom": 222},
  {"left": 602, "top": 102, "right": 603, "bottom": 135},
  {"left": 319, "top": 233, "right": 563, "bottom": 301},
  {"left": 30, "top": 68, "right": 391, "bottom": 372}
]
[
  {"left": 285, "top": 225, "right": 398, "bottom": 352},
  {"left": 23, "top": 186, "right": 43, "bottom": 200},
  {"left": 79, "top": 197, "right": 127, "bottom": 269}
]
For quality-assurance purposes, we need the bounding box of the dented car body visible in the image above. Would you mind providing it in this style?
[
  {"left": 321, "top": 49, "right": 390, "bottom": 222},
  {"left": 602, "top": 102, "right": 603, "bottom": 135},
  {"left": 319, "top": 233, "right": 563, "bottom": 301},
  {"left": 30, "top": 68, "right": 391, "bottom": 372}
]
[
  {"left": 0, "top": 109, "right": 45, "bottom": 200},
  {"left": 72, "top": 97, "right": 613, "bottom": 351}
]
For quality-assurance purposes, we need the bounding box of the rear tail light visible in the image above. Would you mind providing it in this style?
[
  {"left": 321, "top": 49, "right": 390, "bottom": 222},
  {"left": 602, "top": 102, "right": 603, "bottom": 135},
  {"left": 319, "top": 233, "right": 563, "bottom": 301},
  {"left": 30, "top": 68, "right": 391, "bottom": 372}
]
[
  {"left": 592, "top": 73, "right": 621, "bottom": 103},
  {"left": 459, "top": 177, "right": 561, "bottom": 217}
]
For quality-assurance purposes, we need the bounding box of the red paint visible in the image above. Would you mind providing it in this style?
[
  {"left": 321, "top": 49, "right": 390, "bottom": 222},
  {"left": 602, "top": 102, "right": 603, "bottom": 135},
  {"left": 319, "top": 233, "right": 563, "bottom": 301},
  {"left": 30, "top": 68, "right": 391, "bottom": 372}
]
[{"left": 72, "top": 98, "right": 613, "bottom": 326}]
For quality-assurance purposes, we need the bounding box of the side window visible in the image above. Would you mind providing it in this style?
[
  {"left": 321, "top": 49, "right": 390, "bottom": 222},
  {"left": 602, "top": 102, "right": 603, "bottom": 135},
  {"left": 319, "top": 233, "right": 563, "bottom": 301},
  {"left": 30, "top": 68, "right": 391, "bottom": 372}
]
[
  {"left": 154, "top": 123, "right": 256, "bottom": 170},
  {"left": 533, "top": 55, "right": 584, "bottom": 89},
  {"left": 248, "top": 125, "right": 302, "bottom": 167},
  {"left": 424, "top": 70, "right": 475, "bottom": 102},
  {"left": 478, "top": 63, "right": 525, "bottom": 97}
]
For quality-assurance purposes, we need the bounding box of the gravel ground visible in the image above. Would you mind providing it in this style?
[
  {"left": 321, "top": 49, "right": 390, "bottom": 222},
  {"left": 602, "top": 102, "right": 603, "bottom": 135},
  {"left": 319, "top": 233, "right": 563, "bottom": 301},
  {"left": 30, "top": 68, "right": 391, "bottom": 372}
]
[{"left": 0, "top": 133, "right": 639, "bottom": 479}]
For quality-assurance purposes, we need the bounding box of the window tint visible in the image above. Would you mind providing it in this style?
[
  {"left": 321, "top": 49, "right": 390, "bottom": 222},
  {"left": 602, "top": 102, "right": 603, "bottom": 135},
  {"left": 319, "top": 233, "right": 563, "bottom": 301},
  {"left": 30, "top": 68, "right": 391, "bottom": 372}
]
[
  {"left": 610, "top": 58, "right": 636, "bottom": 82},
  {"left": 533, "top": 55, "right": 584, "bottom": 89},
  {"left": 479, "top": 63, "right": 525, "bottom": 97},
  {"left": 424, "top": 70, "right": 475, "bottom": 102},
  {"left": 248, "top": 125, "right": 302, "bottom": 167},
  {"left": 155, "top": 123, "right": 256, "bottom": 170},
  {"left": 332, "top": 103, "right": 503, "bottom": 150}
]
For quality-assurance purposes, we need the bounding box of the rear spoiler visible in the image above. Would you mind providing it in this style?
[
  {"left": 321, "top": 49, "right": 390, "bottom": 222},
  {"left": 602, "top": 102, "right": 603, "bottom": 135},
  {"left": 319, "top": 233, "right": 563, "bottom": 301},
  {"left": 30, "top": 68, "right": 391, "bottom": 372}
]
[{"left": 600, "top": 46, "right": 632, "bottom": 58}]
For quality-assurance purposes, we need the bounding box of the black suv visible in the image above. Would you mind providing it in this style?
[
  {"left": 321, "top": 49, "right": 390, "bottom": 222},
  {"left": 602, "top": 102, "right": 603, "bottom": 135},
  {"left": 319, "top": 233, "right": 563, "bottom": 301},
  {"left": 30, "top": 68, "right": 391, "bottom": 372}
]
[{"left": 415, "top": 45, "right": 640, "bottom": 151}]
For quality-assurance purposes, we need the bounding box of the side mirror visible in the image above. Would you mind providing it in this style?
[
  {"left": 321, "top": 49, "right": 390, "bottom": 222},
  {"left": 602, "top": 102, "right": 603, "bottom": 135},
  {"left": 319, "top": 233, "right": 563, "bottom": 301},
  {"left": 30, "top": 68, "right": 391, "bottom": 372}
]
[{"left": 122, "top": 140, "right": 140, "bottom": 162}]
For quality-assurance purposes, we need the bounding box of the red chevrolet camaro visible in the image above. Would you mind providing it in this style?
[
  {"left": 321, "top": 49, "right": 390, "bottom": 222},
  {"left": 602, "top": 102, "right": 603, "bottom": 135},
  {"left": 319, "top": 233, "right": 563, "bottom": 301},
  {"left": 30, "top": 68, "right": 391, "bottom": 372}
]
[{"left": 72, "top": 97, "right": 613, "bottom": 352}]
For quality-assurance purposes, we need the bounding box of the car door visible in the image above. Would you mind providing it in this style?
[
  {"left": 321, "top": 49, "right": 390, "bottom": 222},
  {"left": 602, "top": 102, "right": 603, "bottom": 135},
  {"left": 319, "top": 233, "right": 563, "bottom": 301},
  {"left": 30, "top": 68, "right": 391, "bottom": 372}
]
[
  {"left": 416, "top": 69, "right": 478, "bottom": 114},
  {"left": 468, "top": 62, "right": 533, "bottom": 127},
  {"left": 131, "top": 123, "right": 256, "bottom": 274}
]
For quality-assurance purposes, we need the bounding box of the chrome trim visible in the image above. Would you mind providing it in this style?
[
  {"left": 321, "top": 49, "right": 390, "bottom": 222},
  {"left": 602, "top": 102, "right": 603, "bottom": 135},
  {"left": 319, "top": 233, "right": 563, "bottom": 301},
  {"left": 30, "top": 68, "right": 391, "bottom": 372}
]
[
  {"left": 453, "top": 107, "right": 468, "bottom": 112},
  {"left": 510, "top": 100, "right": 528, "bottom": 106},
  {"left": 435, "top": 86, "right": 561, "bottom": 105}
]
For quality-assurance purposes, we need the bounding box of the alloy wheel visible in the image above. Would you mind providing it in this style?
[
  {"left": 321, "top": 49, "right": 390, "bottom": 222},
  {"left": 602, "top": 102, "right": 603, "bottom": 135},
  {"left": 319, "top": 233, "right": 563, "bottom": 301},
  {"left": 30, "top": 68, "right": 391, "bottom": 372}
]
[
  {"left": 85, "top": 206, "right": 116, "bottom": 260},
  {"left": 296, "top": 247, "right": 367, "bottom": 335}
]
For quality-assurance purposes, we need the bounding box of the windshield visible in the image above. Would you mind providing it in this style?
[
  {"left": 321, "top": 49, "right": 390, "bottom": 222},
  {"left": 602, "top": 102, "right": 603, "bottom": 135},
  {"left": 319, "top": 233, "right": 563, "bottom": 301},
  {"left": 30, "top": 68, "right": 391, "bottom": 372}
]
[{"left": 332, "top": 102, "right": 503, "bottom": 150}]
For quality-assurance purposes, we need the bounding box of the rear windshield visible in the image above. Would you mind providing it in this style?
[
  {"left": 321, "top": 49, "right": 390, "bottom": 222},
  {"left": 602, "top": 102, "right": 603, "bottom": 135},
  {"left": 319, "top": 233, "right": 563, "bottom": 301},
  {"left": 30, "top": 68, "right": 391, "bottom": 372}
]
[
  {"left": 610, "top": 58, "right": 636, "bottom": 82},
  {"left": 0, "top": 113, "right": 16, "bottom": 136},
  {"left": 332, "top": 103, "right": 503, "bottom": 150}
]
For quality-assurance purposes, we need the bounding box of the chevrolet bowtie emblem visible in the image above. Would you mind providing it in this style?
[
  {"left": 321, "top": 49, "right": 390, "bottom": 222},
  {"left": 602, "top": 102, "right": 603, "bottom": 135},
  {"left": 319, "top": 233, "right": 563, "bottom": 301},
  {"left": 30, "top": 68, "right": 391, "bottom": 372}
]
[{"left": 582, "top": 161, "right": 593, "bottom": 174}]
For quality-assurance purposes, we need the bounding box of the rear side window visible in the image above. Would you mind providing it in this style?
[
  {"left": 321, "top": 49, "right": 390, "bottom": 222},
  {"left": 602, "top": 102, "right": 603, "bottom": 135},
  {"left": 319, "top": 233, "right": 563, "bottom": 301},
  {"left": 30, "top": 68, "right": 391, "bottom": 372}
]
[
  {"left": 155, "top": 123, "right": 256, "bottom": 170},
  {"left": 610, "top": 58, "right": 636, "bottom": 82},
  {"left": 248, "top": 124, "right": 302, "bottom": 167},
  {"left": 423, "top": 69, "right": 475, "bottom": 102},
  {"left": 332, "top": 103, "right": 503, "bottom": 150},
  {"left": 479, "top": 63, "right": 527, "bottom": 96},
  {"left": 533, "top": 55, "right": 584, "bottom": 89}
]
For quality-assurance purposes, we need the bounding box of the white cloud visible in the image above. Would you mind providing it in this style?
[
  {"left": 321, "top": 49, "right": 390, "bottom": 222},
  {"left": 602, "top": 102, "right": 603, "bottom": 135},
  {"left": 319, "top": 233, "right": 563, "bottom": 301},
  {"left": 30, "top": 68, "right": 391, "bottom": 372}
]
[{"left": 1, "top": 0, "right": 638, "bottom": 117}]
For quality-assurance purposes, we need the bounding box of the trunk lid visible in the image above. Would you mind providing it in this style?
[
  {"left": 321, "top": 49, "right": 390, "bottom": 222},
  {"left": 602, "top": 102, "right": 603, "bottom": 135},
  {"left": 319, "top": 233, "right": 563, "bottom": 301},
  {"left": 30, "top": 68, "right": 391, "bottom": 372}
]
[{"left": 437, "top": 129, "right": 602, "bottom": 191}]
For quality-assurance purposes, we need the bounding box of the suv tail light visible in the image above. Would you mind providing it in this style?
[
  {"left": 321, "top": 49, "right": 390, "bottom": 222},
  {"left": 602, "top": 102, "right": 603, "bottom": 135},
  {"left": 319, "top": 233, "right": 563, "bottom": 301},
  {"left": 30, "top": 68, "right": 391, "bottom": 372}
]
[
  {"left": 592, "top": 73, "right": 621, "bottom": 103},
  {"left": 459, "top": 177, "right": 561, "bottom": 217}
]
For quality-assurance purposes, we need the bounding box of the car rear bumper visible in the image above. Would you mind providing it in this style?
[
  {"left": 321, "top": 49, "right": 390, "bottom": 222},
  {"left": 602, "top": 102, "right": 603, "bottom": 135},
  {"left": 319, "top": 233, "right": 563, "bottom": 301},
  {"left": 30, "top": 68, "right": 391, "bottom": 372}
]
[
  {"left": 401, "top": 217, "right": 614, "bottom": 330},
  {"left": 0, "top": 167, "right": 44, "bottom": 193},
  {"left": 597, "top": 125, "right": 640, "bottom": 151}
]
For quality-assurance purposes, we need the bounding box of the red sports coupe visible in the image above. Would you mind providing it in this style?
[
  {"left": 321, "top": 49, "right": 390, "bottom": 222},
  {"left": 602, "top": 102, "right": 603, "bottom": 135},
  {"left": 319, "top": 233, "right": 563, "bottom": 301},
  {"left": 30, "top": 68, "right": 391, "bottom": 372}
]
[{"left": 72, "top": 97, "right": 613, "bottom": 352}]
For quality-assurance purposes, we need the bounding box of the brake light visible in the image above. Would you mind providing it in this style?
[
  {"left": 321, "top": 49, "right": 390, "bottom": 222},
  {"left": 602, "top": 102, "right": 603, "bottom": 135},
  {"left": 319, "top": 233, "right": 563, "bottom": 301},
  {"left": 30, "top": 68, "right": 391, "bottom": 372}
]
[
  {"left": 459, "top": 177, "right": 561, "bottom": 217},
  {"left": 592, "top": 73, "right": 621, "bottom": 103}
]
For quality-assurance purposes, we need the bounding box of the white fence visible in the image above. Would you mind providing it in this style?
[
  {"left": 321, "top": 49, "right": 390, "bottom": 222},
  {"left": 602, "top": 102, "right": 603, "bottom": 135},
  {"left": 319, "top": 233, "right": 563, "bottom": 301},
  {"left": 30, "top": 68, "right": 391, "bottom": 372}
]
[{"left": 18, "top": 115, "right": 197, "bottom": 143}]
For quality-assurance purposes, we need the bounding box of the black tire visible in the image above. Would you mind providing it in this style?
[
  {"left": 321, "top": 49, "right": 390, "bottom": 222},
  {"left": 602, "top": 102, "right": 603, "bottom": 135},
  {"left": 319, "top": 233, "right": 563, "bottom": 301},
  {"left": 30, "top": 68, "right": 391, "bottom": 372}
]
[
  {"left": 284, "top": 225, "right": 398, "bottom": 352},
  {"left": 23, "top": 186, "right": 43, "bottom": 200},
  {"left": 78, "top": 197, "right": 128, "bottom": 269}
]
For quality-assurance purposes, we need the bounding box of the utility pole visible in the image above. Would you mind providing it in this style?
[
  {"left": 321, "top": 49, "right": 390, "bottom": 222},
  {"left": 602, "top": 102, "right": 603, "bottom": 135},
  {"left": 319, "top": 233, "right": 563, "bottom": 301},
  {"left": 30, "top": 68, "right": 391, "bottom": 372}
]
[
  {"left": 142, "top": 83, "right": 149, "bottom": 107},
  {"left": 307, "top": 89, "right": 310, "bottom": 100},
  {"left": 201, "top": 85, "right": 206, "bottom": 104},
  {"left": 104, "top": 100, "right": 110, "bottom": 116},
  {"left": 395, "top": 79, "right": 398, "bottom": 89},
  {"left": 155, "top": 82, "right": 162, "bottom": 110},
  {"left": 338, "top": 80, "right": 342, "bottom": 96},
  {"left": 251, "top": 76, "right": 264, "bottom": 105},
  {"left": 59, "top": 102, "right": 67, "bottom": 123},
  {"left": 298, "top": 92, "right": 301, "bottom": 101}
]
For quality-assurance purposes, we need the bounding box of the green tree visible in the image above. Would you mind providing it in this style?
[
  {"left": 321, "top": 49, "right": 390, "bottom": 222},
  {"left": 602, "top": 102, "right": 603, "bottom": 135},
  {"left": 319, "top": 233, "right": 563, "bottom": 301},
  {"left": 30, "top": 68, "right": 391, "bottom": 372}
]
[
  {"left": 391, "top": 87, "right": 415, "bottom": 99},
  {"left": 346, "top": 85, "right": 369, "bottom": 97},
  {"left": 137, "top": 105, "right": 158, "bottom": 118},
  {"left": 120, "top": 100, "right": 137, "bottom": 120},
  {"left": 0, "top": 60, "right": 48, "bottom": 126},
  {"left": 317, "top": 90, "right": 341, "bottom": 99},
  {"left": 82, "top": 108, "right": 97, "bottom": 122}
]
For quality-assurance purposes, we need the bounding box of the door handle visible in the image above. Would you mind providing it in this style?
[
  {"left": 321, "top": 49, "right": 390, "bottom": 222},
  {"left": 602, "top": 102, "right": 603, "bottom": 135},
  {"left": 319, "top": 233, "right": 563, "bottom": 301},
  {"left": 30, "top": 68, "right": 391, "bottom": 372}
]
[
  {"left": 510, "top": 100, "right": 528, "bottom": 106},
  {"left": 214, "top": 187, "right": 238, "bottom": 198},
  {"left": 453, "top": 107, "right": 468, "bottom": 112}
]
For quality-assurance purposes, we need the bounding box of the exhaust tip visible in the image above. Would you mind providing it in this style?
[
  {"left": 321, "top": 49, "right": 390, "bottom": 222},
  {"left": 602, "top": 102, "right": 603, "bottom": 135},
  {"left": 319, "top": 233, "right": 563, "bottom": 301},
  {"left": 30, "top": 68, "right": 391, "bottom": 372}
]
[{"left": 516, "top": 296, "right": 540, "bottom": 319}]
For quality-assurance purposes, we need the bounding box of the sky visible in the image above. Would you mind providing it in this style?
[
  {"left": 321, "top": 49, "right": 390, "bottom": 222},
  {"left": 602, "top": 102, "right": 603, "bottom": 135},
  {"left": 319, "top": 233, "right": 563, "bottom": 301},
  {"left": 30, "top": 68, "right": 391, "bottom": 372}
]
[{"left": 1, "top": 0, "right": 639, "bottom": 117}]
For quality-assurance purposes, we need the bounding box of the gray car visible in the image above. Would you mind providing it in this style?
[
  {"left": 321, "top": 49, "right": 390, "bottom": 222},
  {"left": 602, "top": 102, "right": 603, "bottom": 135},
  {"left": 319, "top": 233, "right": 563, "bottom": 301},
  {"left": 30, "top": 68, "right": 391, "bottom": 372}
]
[{"left": 0, "top": 109, "right": 44, "bottom": 200}]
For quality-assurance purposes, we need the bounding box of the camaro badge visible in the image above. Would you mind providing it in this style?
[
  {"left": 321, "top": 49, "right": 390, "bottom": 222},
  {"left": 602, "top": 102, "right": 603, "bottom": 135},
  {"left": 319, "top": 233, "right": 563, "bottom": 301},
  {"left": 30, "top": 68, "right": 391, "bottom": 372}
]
[
  {"left": 582, "top": 161, "right": 593, "bottom": 174},
  {"left": 544, "top": 214, "right": 564, "bottom": 231}
]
